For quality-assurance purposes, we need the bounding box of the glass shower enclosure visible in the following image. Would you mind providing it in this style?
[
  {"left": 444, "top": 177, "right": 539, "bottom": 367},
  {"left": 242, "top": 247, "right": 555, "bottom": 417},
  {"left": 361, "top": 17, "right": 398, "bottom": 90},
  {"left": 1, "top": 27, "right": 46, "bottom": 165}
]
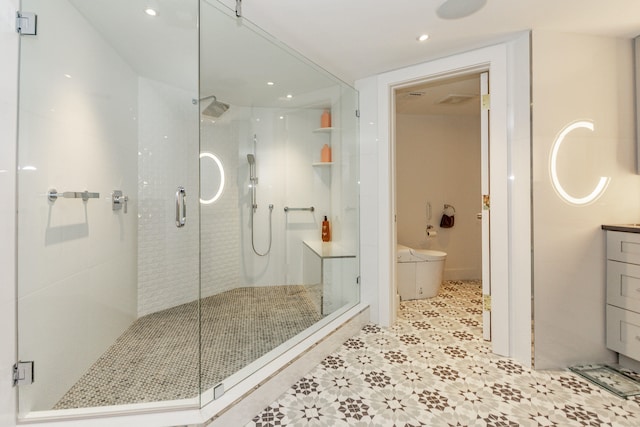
[{"left": 15, "top": 0, "right": 359, "bottom": 420}]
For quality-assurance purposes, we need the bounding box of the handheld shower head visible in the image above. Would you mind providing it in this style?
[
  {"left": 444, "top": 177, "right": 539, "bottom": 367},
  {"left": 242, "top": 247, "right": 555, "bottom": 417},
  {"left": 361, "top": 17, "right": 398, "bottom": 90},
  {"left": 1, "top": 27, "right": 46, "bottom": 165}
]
[{"left": 247, "top": 154, "right": 257, "bottom": 210}]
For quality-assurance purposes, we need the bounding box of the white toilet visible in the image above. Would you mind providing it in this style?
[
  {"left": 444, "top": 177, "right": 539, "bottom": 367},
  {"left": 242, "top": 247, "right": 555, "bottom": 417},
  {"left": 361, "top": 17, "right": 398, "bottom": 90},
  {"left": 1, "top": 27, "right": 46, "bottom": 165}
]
[{"left": 397, "top": 244, "right": 447, "bottom": 300}]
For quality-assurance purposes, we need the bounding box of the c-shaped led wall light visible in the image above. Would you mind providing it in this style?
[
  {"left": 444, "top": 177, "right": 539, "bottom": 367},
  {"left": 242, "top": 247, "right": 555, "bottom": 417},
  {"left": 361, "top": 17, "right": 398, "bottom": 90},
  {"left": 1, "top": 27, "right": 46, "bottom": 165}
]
[
  {"left": 550, "top": 120, "right": 610, "bottom": 205},
  {"left": 199, "top": 152, "right": 225, "bottom": 205}
]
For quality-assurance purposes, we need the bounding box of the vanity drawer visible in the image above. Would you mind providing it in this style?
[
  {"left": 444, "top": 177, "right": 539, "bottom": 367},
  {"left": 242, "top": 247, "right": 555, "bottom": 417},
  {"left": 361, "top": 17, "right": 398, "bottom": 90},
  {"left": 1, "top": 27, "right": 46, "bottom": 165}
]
[
  {"left": 607, "top": 231, "right": 640, "bottom": 265},
  {"left": 607, "top": 260, "right": 640, "bottom": 313},
  {"left": 607, "top": 305, "right": 640, "bottom": 360}
]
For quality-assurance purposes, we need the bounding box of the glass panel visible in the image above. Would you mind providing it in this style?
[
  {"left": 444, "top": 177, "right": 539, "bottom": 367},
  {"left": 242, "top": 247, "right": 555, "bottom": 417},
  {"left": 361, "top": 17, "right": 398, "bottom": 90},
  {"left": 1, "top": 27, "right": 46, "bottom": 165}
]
[
  {"left": 199, "top": 1, "right": 360, "bottom": 400},
  {"left": 15, "top": 0, "right": 358, "bottom": 417},
  {"left": 16, "top": 0, "right": 200, "bottom": 414}
]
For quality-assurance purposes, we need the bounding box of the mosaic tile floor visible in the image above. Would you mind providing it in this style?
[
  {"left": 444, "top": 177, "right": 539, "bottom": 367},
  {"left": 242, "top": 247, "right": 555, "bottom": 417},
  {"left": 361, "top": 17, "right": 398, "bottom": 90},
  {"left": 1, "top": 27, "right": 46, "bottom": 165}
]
[
  {"left": 248, "top": 280, "right": 640, "bottom": 426},
  {"left": 54, "top": 285, "right": 321, "bottom": 409}
]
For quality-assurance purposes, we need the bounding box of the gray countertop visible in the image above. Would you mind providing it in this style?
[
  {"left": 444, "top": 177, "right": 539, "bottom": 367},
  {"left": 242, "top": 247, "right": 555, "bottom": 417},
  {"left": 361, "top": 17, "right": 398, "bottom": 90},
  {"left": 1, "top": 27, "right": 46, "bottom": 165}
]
[{"left": 602, "top": 224, "right": 640, "bottom": 233}]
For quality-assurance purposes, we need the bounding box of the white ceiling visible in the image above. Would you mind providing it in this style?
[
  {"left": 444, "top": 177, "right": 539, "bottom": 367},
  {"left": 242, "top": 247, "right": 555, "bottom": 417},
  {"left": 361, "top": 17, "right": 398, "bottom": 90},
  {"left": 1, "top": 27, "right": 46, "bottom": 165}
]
[
  {"left": 219, "top": 0, "right": 640, "bottom": 84},
  {"left": 66, "top": 0, "right": 640, "bottom": 111}
]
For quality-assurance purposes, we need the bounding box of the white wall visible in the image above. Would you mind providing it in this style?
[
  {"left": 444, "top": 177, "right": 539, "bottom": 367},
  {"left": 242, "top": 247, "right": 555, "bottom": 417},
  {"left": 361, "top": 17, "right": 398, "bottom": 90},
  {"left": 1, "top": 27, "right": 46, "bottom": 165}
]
[
  {"left": 532, "top": 31, "right": 640, "bottom": 369},
  {"left": 0, "top": 0, "right": 19, "bottom": 424},
  {"left": 396, "top": 113, "right": 482, "bottom": 280},
  {"left": 15, "top": 0, "right": 139, "bottom": 412}
]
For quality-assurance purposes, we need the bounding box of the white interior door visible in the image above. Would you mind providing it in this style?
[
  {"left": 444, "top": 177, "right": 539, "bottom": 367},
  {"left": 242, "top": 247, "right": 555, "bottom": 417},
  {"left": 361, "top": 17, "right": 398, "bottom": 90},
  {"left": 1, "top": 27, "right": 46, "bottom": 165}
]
[{"left": 480, "top": 71, "right": 491, "bottom": 341}]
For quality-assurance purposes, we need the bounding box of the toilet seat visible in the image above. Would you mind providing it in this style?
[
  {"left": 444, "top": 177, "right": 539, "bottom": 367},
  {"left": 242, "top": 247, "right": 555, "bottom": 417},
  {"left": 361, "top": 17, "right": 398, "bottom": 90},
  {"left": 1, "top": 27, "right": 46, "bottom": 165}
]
[{"left": 397, "top": 244, "right": 446, "bottom": 262}]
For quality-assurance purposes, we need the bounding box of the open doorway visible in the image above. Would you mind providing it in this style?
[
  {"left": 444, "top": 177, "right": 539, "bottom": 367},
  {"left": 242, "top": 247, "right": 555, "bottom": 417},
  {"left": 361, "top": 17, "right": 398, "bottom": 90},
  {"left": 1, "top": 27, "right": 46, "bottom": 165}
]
[{"left": 393, "top": 71, "right": 491, "bottom": 341}]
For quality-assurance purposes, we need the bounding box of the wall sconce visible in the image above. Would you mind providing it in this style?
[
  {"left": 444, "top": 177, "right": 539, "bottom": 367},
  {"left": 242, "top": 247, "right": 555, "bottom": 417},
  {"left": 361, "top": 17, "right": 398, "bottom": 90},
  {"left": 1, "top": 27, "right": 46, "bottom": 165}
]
[
  {"left": 549, "top": 120, "right": 610, "bottom": 205},
  {"left": 200, "top": 152, "right": 225, "bottom": 205}
]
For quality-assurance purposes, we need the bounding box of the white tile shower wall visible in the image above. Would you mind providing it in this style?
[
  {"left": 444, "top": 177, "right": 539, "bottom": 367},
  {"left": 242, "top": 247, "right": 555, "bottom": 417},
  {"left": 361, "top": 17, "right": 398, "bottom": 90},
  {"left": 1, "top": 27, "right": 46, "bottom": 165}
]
[
  {"left": 532, "top": 31, "right": 640, "bottom": 369},
  {"left": 200, "top": 114, "right": 241, "bottom": 298},
  {"left": 0, "top": 0, "right": 18, "bottom": 423},
  {"left": 396, "top": 113, "right": 482, "bottom": 280},
  {"left": 15, "top": 0, "right": 138, "bottom": 412},
  {"left": 284, "top": 109, "right": 332, "bottom": 284},
  {"left": 137, "top": 78, "right": 200, "bottom": 316},
  {"left": 200, "top": 103, "right": 356, "bottom": 294},
  {"left": 336, "top": 90, "right": 360, "bottom": 253},
  {"left": 329, "top": 102, "right": 344, "bottom": 244},
  {"left": 238, "top": 108, "right": 332, "bottom": 286}
]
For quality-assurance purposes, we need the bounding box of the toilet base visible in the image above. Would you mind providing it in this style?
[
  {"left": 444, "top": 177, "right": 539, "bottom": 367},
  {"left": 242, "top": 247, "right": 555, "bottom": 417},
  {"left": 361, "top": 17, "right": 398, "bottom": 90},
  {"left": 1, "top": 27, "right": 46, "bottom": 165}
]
[{"left": 397, "top": 259, "right": 444, "bottom": 300}]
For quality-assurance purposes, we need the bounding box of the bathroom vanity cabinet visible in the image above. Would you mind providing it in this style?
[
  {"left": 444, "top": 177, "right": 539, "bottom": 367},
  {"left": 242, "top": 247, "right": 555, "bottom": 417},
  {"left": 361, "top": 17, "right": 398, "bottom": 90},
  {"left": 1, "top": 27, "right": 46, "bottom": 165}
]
[
  {"left": 602, "top": 227, "right": 640, "bottom": 362},
  {"left": 302, "top": 240, "right": 357, "bottom": 315}
]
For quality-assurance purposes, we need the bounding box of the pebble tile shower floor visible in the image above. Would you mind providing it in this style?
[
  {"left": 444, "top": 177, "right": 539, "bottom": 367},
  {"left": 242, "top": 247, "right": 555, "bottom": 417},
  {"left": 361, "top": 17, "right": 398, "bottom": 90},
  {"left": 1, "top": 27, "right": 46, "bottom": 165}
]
[
  {"left": 248, "top": 281, "right": 640, "bottom": 426},
  {"left": 54, "top": 285, "right": 321, "bottom": 409}
]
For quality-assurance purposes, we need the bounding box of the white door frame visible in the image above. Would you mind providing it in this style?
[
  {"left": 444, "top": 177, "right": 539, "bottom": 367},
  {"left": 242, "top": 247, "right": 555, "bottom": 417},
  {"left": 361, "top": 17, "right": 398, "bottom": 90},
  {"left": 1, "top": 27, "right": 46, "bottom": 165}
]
[
  {"left": 378, "top": 44, "right": 510, "bottom": 356},
  {"left": 480, "top": 71, "right": 491, "bottom": 341}
]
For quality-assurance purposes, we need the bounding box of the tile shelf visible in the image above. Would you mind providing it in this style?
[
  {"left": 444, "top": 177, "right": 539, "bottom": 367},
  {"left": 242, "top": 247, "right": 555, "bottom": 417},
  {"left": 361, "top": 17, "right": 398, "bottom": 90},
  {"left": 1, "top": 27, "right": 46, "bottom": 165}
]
[{"left": 312, "top": 127, "right": 336, "bottom": 133}]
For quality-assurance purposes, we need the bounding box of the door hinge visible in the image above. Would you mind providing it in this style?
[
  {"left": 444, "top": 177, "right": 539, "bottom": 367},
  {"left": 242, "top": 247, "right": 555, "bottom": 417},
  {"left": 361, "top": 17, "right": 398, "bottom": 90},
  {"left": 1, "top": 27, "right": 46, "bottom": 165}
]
[
  {"left": 355, "top": 109, "right": 360, "bottom": 118},
  {"left": 13, "top": 361, "right": 34, "bottom": 386},
  {"left": 356, "top": 276, "right": 360, "bottom": 285},
  {"left": 481, "top": 93, "right": 490, "bottom": 110},
  {"left": 482, "top": 194, "right": 490, "bottom": 210},
  {"left": 16, "top": 12, "right": 37, "bottom": 35},
  {"left": 213, "top": 383, "right": 224, "bottom": 399},
  {"left": 483, "top": 294, "right": 491, "bottom": 312}
]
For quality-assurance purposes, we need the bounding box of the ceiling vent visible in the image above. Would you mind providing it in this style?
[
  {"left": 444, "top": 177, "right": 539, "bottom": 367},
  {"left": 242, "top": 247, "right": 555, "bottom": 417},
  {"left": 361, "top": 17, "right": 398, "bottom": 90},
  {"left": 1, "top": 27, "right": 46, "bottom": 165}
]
[{"left": 436, "top": 94, "right": 476, "bottom": 105}]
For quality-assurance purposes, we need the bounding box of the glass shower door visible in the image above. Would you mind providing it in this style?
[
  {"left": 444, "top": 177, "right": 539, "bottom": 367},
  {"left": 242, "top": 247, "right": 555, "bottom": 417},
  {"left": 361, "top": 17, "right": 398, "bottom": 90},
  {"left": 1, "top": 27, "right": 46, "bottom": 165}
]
[{"left": 16, "top": 0, "right": 200, "bottom": 415}]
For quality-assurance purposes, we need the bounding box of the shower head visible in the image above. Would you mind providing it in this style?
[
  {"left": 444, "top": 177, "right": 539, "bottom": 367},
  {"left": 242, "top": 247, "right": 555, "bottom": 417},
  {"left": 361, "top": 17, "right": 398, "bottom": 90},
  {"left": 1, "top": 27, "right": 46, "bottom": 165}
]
[
  {"left": 247, "top": 154, "right": 255, "bottom": 165},
  {"left": 200, "top": 95, "right": 229, "bottom": 118}
]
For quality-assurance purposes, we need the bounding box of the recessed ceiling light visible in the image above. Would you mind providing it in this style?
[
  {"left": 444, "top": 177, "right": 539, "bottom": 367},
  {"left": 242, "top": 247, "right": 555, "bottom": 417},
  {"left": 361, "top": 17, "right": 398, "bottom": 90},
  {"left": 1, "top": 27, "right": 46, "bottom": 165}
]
[
  {"left": 436, "top": 0, "right": 486, "bottom": 20},
  {"left": 144, "top": 8, "right": 157, "bottom": 16},
  {"left": 63, "top": 74, "right": 72, "bottom": 78},
  {"left": 267, "top": 81, "right": 275, "bottom": 86},
  {"left": 417, "top": 34, "right": 429, "bottom": 42},
  {"left": 286, "top": 94, "right": 293, "bottom": 99}
]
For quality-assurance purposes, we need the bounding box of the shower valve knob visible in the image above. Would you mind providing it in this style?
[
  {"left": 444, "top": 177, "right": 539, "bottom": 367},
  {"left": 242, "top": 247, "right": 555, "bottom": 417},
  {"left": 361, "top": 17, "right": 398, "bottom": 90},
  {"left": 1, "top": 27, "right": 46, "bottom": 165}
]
[{"left": 112, "top": 190, "right": 128, "bottom": 213}]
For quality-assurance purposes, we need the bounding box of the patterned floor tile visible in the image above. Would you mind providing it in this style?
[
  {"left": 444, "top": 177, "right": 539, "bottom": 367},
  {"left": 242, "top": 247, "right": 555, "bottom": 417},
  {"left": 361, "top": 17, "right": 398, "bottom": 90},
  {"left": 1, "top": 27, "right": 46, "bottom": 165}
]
[{"left": 247, "top": 280, "right": 640, "bottom": 426}]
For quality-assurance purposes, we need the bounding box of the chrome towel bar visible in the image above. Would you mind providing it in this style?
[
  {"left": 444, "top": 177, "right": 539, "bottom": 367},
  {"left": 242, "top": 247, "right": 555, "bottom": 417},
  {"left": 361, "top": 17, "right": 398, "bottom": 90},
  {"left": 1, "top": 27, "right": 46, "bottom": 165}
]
[
  {"left": 283, "top": 206, "right": 314, "bottom": 212},
  {"left": 48, "top": 189, "right": 100, "bottom": 202}
]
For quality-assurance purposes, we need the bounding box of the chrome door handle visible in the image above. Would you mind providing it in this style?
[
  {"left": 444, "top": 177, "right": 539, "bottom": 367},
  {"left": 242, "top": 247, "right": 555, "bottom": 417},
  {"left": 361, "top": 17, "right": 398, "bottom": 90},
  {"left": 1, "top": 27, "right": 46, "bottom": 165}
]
[{"left": 176, "top": 186, "right": 186, "bottom": 227}]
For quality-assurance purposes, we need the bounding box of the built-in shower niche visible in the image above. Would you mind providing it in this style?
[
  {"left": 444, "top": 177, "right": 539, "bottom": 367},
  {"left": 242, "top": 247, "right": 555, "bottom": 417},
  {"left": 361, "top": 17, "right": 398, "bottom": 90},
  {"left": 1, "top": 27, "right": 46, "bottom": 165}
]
[{"left": 15, "top": 0, "right": 359, "bottom": 420}]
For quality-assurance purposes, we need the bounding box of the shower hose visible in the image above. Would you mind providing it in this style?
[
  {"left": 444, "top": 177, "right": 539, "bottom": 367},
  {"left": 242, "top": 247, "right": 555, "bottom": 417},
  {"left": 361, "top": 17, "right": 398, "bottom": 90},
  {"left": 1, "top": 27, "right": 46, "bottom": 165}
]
[{"left": 250, "top": 204, "right": 273, "bottom": 256}]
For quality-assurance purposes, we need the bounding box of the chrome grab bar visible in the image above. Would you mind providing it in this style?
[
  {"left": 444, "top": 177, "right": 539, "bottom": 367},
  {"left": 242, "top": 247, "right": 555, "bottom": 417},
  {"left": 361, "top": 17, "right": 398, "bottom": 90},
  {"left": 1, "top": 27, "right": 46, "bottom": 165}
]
[
  {"left": 283, "top": 206, "right": 314, "bottom": 212},
  {"left": 175, "top": 186, "right": 186, "bottom": 227},
  {"left": 48, "top": 189, "right": 100, "bottom": 202}
]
